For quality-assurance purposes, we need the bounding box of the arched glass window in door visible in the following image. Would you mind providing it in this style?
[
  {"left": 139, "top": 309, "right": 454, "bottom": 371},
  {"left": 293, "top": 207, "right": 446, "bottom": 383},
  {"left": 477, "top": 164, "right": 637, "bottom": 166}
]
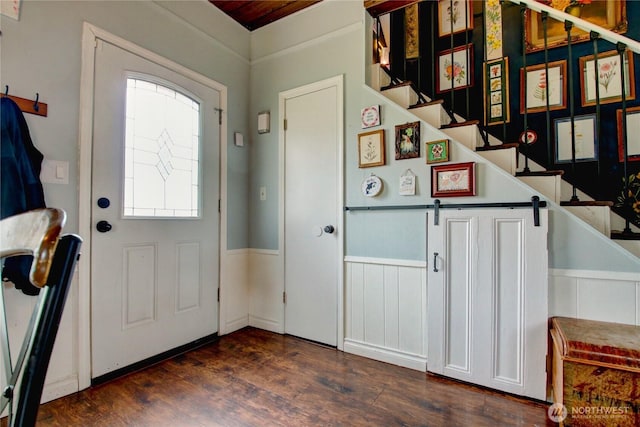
[{"left": 123, "top": 77, "right": 201, "bottom": 218}]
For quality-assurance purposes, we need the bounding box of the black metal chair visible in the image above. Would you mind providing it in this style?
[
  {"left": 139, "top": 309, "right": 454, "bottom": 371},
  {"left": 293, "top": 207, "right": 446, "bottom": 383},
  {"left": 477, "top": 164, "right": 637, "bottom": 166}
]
[{"left": 0, "top": 208, "right": 82, "bottom": 426}]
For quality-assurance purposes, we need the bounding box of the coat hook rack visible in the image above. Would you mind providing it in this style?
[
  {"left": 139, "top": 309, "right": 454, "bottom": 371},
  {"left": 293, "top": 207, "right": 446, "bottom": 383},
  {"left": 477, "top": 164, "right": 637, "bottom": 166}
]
[{"left": 1, "top": 87, "right": 48, "bottom": 117}]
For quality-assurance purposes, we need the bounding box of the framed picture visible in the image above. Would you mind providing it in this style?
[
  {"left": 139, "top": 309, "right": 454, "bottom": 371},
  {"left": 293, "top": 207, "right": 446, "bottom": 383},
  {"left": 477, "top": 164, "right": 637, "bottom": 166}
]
[
  {"left": 617, "top": 106, "right": 640, "bottom": 162},
  {"left": 395, "top": 122, "right": 420, "bottom": 160},
  {"left": 520, "top": 60, "right": 567, "bottom": 114},
  {"left": 484, "top": 57, "right": 510, "bottom": 126},
  {"left": 358, "top": 129, "right": 385, "bottom": 168},
  {"left": 405, "top": 3, "right": 420, "bottom": 59},
  {"left": 438, "top": 0, "right": 473, "bottom": 37},
  {"left": 426, "top": 139, "right": 450, "bottom": 164},
  {"left": 554, "top": 114, "right": 598, "bottom": 163},
  {"left": 525, "top": 0, "right": 627, "bottom": 53},
  {"left": 361, "top": 105, "right": 381, "bottom": 129},
  {"left": 431, "top": 162, "right": 476, "bottom": 197},
  {"left": 580, "top": 50, "right": 635, "bottom": 107},
  {"left": 437, "top": 44, "right": 474, "bottom": 93}
]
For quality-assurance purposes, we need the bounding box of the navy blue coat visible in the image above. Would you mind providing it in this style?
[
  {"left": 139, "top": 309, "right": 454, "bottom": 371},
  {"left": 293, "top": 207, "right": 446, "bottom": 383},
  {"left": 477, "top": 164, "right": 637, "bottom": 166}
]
[{"left": 1, "top": 97, "right": 46, "bottom": 295}]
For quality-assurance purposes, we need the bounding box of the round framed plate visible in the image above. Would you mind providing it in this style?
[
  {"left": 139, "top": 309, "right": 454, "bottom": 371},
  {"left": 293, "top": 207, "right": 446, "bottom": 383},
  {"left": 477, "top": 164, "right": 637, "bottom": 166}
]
[{"left": 362, "top": 175, "right": 383, "bottom": 197}]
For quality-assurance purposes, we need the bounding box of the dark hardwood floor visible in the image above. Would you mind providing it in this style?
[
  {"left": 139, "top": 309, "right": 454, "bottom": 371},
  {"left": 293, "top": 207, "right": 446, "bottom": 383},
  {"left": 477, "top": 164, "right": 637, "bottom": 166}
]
[{"left": 34, "top": 327, "right": 553, "bottom": 426}]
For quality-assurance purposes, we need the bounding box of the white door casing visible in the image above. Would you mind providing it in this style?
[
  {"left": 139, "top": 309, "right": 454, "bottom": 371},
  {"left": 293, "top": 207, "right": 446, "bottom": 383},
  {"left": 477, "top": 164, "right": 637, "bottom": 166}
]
[
  {"left": 427, "top": 208, "right": 548, "bottom": 400},
  {"left": 279, "top": 76, "right": 344, "bottom": 348},
  {"left": 78, "top": 24, "right": 228, "bottom": 387}
]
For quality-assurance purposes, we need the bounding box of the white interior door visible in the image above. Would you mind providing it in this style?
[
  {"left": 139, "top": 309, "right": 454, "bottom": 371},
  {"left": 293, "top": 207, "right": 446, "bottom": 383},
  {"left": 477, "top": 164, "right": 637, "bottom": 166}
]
[
  {"left": 427, "top": 208, "right": 548, "bottom": 400},
  {"left": 282, "top": 78, "right": 343, "bottom": 346},
  {"left": 91, "top": 40, "right": 220, "bottom": 378}
]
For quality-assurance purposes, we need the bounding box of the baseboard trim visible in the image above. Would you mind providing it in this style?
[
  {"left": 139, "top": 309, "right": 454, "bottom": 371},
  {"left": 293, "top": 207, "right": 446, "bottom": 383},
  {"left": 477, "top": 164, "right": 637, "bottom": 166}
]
[
  {"left": 343, "top": 339, "right": 426, "bottom": 371},
  {"left": 91, "top": 333, "right": 218, "bottom": 386},
  {"left": 249, "top": 315, "right": 282, "bottom": 333},
  {"left": 41, "top": 375, "right": 78, "bottom": 404},
  {"left": 225, "top": 315, "right": 250, "bottom": 334}
]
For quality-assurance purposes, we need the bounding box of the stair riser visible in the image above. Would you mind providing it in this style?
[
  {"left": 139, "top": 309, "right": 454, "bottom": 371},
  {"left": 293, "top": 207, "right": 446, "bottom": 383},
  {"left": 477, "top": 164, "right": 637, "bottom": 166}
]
[
  {"left": 517, "top": 175, "right": 562, "bottom": 204},
  {"left": 563, "top": 206, "right": 612, "bottom": 236},
  {"left": 381, "top": 86, "right": 418, "bottom": 109},
  {"left": 370, "top": 64, "right": 391, "bottom": 91},
  {"left": 479, "top": 148, "right": 517, "bottom": 176},
  {"left": 441, "top": 126, "right": 481, "bottom": 151},
  {"left": 411, "top": 104, "right": 445, "bottom": 128}
]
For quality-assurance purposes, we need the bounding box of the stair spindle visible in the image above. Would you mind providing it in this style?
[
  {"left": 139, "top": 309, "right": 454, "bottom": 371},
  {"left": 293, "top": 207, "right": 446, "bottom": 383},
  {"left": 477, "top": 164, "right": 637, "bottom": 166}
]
[
  {"left": 542, "top": 12, "right": 552, "bottom": 167},
  {"left": 590, "top": 31, "right": 602, "bottom": 179},
  {"left": 520, "top": 4, "right": 531, "bottom": 173},
  {"left": 565, "top": 19, "right": 579, "bottom": 202},
  {"left": 617, "top": 42, "right": 632, "bottom": 234},
  {"left": 448, "top": 0, "right": 456, "bottom": 122}
]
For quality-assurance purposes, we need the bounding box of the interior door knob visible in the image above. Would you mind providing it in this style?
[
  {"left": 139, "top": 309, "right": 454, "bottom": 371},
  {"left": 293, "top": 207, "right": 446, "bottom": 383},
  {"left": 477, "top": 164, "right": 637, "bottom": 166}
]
[
  {"left": 96, "top": 220, "right": 112, "bottom": 233},
  {"left": 323, "top": 225, "right": 335, "bottom": 234}
]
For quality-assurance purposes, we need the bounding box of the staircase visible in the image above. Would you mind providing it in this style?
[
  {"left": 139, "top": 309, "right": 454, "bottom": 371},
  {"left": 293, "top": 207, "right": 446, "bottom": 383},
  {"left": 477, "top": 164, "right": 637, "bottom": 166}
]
[{"left": 371, "top": 64, "right": 640, "bottom": 258}]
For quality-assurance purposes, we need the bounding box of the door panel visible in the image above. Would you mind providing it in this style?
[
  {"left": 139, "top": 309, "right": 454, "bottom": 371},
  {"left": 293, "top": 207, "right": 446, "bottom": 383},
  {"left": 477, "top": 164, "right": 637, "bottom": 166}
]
[
  {"left": 428, "top": 209, "right": 548, "bottom": 400},
  {"left": 91, "top": 40, "right": 220, "bottom": 378},
  {"left": 283, "top": 82, "right": 341, "bottom": 346}
]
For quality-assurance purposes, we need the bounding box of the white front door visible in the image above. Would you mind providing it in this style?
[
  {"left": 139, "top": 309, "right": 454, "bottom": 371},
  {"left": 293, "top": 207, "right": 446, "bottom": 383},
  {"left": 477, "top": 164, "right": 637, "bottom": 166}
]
[
  {"left": 281, "top": 77, "right": 343, "bottom": 346},
  {"left": 90, "top": 40, "right": 220, "bottom": 378},
  {"left": 427, "top": 208, "right": 548, "bottom": 400}
]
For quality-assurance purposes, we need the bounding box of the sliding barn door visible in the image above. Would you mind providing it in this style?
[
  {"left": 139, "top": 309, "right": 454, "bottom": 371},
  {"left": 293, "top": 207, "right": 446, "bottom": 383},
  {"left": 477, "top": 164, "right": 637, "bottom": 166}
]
[{"left": 427, "top": 208, "right": 548, "bottom": 400}]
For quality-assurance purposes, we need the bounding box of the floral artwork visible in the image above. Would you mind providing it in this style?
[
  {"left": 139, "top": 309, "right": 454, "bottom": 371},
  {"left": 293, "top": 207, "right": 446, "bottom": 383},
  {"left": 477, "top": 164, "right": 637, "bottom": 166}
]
[
  {"left": 520, "top": 60, "right": 567, "bottom": 113},
  {"left": 484, "top": 57, "right": 510, "bottom": 125},
  {"left": 580, "top": 50, "right": 635, "bottom": 106},
  {"left": 358, "top": 130, "right": 385, "bottom": 168},
  {"left": 438, "top": 0, "right": 473, "bottom": 37},
  {"left": 395, "top": 122, "right": 420, "bottom": 160},
  {"left": 437, "top": 44, "right": 473, "bottom": 93},
  {"left": 615, "top": 172, "right": 640, "bottom": 227},
  {"left": 485, "top": 0, "right": 503, "bottom": 60}
]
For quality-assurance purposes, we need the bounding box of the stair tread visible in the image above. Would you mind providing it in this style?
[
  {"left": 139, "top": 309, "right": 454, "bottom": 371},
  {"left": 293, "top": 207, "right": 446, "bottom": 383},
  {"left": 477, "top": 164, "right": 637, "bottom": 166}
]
[
  {"left": 409, "top": 99, "right": 443, "bottom": 109},
  {"left": 440, "top": 119, "right": 480, "bottom": 129},
  {"left": 476, "top": 143, "right": 519, "bottom": 152},
  {"left": 516, "top": 170, "right": 565, "bottom": 177},
  {"left": 611, "top": 230, "right": 640, "bottom": 240},
  {"left": 560, "top": 200, "right": 614, "bottom": 207}
]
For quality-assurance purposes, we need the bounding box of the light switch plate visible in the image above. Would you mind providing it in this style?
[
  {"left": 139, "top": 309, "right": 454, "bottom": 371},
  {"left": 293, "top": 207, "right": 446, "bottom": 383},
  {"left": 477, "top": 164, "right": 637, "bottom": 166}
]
[{"left": 41, "top": 159, "right": 69, "bottom": 185}]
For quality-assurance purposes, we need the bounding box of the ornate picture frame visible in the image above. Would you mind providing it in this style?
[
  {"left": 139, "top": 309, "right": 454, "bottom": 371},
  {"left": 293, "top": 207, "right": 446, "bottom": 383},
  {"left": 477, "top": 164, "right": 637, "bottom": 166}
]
[{"left": 525, "top": 0, "right": 627, "bottom": 53}]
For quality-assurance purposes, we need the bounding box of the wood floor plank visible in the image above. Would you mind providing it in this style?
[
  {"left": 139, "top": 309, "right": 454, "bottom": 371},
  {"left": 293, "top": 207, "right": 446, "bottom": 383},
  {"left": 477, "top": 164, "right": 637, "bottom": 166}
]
[{"left": 31, "top": 327, "right": 552, "bottom": 426}]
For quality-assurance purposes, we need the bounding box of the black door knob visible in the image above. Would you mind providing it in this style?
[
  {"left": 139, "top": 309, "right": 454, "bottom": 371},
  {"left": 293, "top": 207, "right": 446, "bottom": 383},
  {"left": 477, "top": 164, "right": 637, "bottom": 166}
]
[
  {"left": 324, "top": 225, "right": 335, "bottom": 234},
  {"left": 96, "top": 220, "right": 112, "bottom": 233}
]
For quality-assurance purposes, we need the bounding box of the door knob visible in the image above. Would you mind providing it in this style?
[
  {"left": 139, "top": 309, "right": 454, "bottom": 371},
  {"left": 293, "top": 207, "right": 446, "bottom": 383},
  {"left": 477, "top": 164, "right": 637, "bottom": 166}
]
[
  {"left": 323, "top": 225, "right": 335, "bottom": 234},
  {"left": 96, "top": 220, "right": 112, "bottom": 233}
]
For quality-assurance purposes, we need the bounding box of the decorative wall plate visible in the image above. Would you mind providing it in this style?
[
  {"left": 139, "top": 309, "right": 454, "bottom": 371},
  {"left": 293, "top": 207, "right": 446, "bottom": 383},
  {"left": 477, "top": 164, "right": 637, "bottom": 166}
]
[{"left": 362, "top": 175, "right": 383, "bottom": 197}]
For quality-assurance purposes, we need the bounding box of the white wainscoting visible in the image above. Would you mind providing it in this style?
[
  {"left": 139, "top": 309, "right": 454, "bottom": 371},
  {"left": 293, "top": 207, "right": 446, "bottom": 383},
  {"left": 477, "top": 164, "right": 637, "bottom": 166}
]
[
  {"left": 0, "top": 274, "right": 79, "bottom": 406},
  {"left": 220, "top": 249, "right": 250, "bottom": 335},
  {"left": 344, "top": 257, "right": 427, "bottom": 371},
  {"left": 549, "top": 269, "right": 640, "bottom": 325},
  {"left": 248, "top": 249, "right": 283, "bottom": 333}
]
